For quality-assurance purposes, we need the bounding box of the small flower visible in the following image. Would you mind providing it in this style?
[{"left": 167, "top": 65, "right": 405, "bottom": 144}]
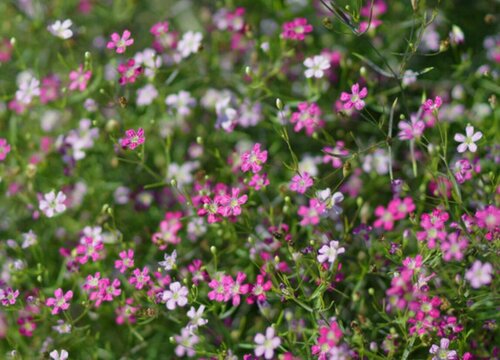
[
  {"left": 174, "top": 327, "right": 199, "bottom": 357},
  {"left": 158, "top": 250, "right": 177, "bottom": 271},
  {"left": 422, "top": 96, "right": 443, "bottom": 112},
  {"left": 254, "top": 327, "right": 281, "bottom": 360},
  {"left": 177, "top": 31, "right": 203, "bottom": 58},
  {"left": 241, "top": 143, "right": 268, "bottom": 173},
  {"left": 298, "top": 199, "right": 326, "bottom": 226},
  {"left": 129, "top": 267, "right": 151, "bottom": 290},
  {"left": 218, "top": 188, "right": 248, "bottom": 217},
  {"left": 39, "top": 190, "right": 67, "bottom": 218},
  {"left": 304, "top": 55, "right": 330, "bottom": 79},
  {"left": 49, "top": 349, "right": 69, "bottom": 360},
  {"left": 136, "top": 84, "right": 158, "bottom": 106},
  {"left": 282, "top": 18, "right": 313, "bottom": 41},
  {"left": 45, "top": 288, "right": 73, "bottom": 315},
  {"left": 290, "top": 102, "right": 324, "bottom": 136},
  {"left": 117, "top": 59, "right": 143, "bottom": 85},
  {"left": 340, "top": 83, "right": 368, "bottom": 111},
  {"left": 398, "top": 115, "right": 425, "bottom": 141},
  {"left": 429, "top": 338, "right": 457, "bottom": 360},
  {"left": 48, "top": 20, "right": 73, "bottom": 39},
  {"left": 107, "top": 30, "right": 134, "bottom": 54},
  {"left": 0, "top": 288, "right": 19, "bottom": 306},
  {"left": 465, "top": 260, "right": 493, "bottom": 288},
  {"left": 454, "top": 124, "right": 482, "bottom": 153},
  {"left": 16, "top": 75, "right": 40, "bottom": 104},
  {"left": 69, "top": 65, "right": 91, "bottom": 92},
  {"left": 187, "top": 305, "right": 208, "bottom": 331},
  {"left": 120, "top": 128, "right": 145, "bottom": 150},
  {"left": 162, "top": 281, "right": 189, "bottom": 310},
  {"left": 316, "top": 188, "right": 344, "bottom": 215},
  {"left": 115, "top": 249, "right": 135, "bottom": 273},
  {"left": 289, "top": 172, "right": 314, "bottom": 194},
  {"left": 317, "top": 239, "right": 345, "bottom": 264},
  {"left": 0, "top": 138, "right": 11, "bottom": 161}
]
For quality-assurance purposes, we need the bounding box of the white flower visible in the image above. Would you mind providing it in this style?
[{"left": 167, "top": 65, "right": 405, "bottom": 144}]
[
  {"left": 174, "top": 327, "right": 199, "bottom": 357},
  {"left": 165, "top": 91, "right": 196, "bottom": 117},
  {"left": 429, "top": 338, "right": 457, "bottom": 360},
  {"left": 136, "top": 84, "right": 158, "bottom": 106},
  {"left": 49, "top": 349, "right": 69, "bottom": 360},
  {"left": 167, "top": 161, "right": 199, "bottom": 187},
  {"left": 316, "top": 188, "right": 344, "bottom": 215},
  {"left": 158, "top": 250, "right": 177, "bottom": 271},
  {"left": 48, "top": 20, "right": 73, "bottom": 39},
  {"left": 465, "top": 260, "right": 493, "bottom": 289},
  {"left": 21, "top": 230, "right": 38, "bottom": 249},
  {"left": 177, "top": 31, "right": 203, "bottom": 58},
  {"left": 162, "top": 281, "right": 189, "bottom": 310},
  {"left": 134, "top": 48, "right": 162, "bottom": 78},
  {"left": 303, "top": 55, "right": 330, "bottom": 79},
  {"left": 317, "top": 239, "right": 345, "bottom": 264},
  {"left": 39, "top": 191, "right": 67, "bottom": 218},
  {"left": 15, "top": 76, "right": 40, "bottom": 105},
  {"left": 454, "top": 124, "right": 482, "bottom": 153},
  {"left": 254, "top": 327, "right": 281, "bottom": 360},
  {"left": 187, "top": 305, "right": 208, "bottom": 332}
]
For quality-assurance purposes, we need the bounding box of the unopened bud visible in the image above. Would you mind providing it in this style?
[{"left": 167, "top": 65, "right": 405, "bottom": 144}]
[
  {"left": 210, "top": 246, "right": 217, "bottom": 255},
  {"left": 276, "top": 98, "right": 283, "bottom": 110}
]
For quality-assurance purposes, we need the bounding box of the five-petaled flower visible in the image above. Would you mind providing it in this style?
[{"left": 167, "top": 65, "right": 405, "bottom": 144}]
[
  {"left": 107, "top": 30, "right": 134, "bottom": 54},
  {"left": 162, "top": 281, "right": 189, "bottom": 310},
  {"left": 46, "top": 288, "right": 73, "bottom": 315},
  {"left": 120, "top": 128, "right": 145, "bottom": 150},
  {"left": 254, "top": 326, "right": 281, "bottom": 359},
  {"left": 39, "top": 190, "right": 67, "bottom": 218},
  {"left": 454, "top": 124, "right": 482, "bottom": 153},
  {"left": 340, "top": 83, "right": 368, "bottom": 111}
]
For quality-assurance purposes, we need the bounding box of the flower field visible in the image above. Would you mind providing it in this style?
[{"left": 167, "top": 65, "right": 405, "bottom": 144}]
[{"left": 0, "top": 0, "right": 499, "bottom": 359}]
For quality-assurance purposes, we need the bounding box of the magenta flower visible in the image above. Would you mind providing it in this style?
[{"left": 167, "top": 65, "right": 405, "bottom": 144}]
[
  {"left": 373, "top": 205, "right": 395, "bottom": 230},
  {"left": 45, "top": 288, "right": 73, "bottom": 315},
  {"left": 289, "top": 172, "right": 313, "bottom": 194},
  {"left": 441, "top": 232, "right": 468, "bottom": 262},
  {"left": 453, "top": 159, "right": 473, "bottom": 184},
  {"left": 241, "top": 143, "right": 268, "bottom": 173},
  {"left": 0, "top": 138, "right": 11, "bottom": 161},
  {"left": 117, "top": 59, "right": 143, "bottom": 85},
  {"left": 107, "top": 30, "right": 134, "bottom": 54},
  {"left": 474, "top": 205, "right": 499, "bottom": 241},
  {"left": 218, "top": 187, "right": 248, "bottom": 217},
  {"left": 208, "top": 276, "right": 232, "bottom": 302},
  {"left": 298, "top": 199, "right": 325, "bottom": 226},
  {"left": 422, "top": 96, "right": 443, "bottom": 113},
  {"left": 290, "top": 102, "right": 324, "bottom": 136},
  {"left": 120, "top": 128, "right": 145, "bottom": 150},
  {"left": 248, "top": 173, "right": 270, "bottom": 190},
  {"left": 398, "top": 115, "right": 425, "bottom": 140},
  {"left": 0, "top": 288, "right": 19, "bottom": 306},
  {"left": 340, "top": 83, "right": 368, "bottom": 111},
  {"left": 322, "top": 142, "right": 348, "bottom": 168},
  {"left": 115, "top": 249, "right": 135, "bottom": 273},
  {"left": 69, "top": 65, "right": 91, "bottom": 92},
  {"left": 282, "top": 18, "right": 313, "bottom": 41},
  {"left": 247, "top": 274, "right": 272, "bottom": 304},
  {"left": 129, "top": 267, "right": 151, "bottom": 290}
]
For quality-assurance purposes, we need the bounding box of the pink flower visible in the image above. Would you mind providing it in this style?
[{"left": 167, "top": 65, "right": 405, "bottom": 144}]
[
  {"left": 69, "top": 65, "right": 91, "bottom": 91},
  {"left": 115, "top": 298, "right": 138, "bottom": 325},
  {"left": 453, "top": 159, "right": 473, "bottom": 184},
  {"left": 289, "top": 172, "right": 313, "bottom": 194},
  {"left": 374, "top": 205, "right": 395, "bottom": 230},
  {"left": 218, "top": 187, "right": 248, "bottom": 217},
  {"left": 475, "top": 205, "right": 499, "bottom": 241},
  {"left": 241, "top": 143, "right": 268, "bottom": 173},
  {"left": 398, "top": 115, "right": 425, "bottom": 140},
  {"left": 247, "top": 274, "right": 272, "bottom": 304},
  {"left": 465, "top": 260, "right": 493, "bottom": 288},
  {"left": 120, "top": 128, "right": 145, "bottom": 150},
  {"left": 282, "top": 18, "right": 313, "bottom": 41},
  {"left": 107, "top": 30, "right": 134, "bottom": 54},
  {"left": 129, "top": 267, "right": 151, "bottom": 290},
  {"left": 387, "top": 197, "right": 415, "bottom": 220},
  {"left": 0, "top": 138, "right": 11, "bottom": 161},
  {"left": 0, "top": 38, "right": 13, "bottom": 63},
  {"left": 441, "top": 232, "right": 468, "bottom": 261},
  {"left": 298, "top": 199, "right": 325, "bottom": 226},
  {"left": 208, "top": 276, "right": 232, "bottom": 302},
  {"left": 0, "top": 288, "right": 19, "bottom": 306},
  {"left": 115, "top": 249, "right": 135, "bottom": 273},
  {"left": 422, "top": 96, "right": 442, "bottom": 113},
  {"left": 322, "top": 143, "right": 348, "bottom": 168},
  {"left": 290, "top": 102, "right": 324, "bottom": 136},
  {"left": 248, "top": 173, "right": 270, "bottom": 190},
  {"left": 45, "top": 288, "right": 73, "bottom": 315},
  {"left": 117, "top": 59, "right": 143, "bottom": 85},
  {"left": 340, "top": 83, "right": 367, "bottom": 111},
  {"left": 311, "top": 321, "right": 343, "bottom": 357},
  {"left": 229, "top": 272, "right": 250, "bottom": 306}
]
